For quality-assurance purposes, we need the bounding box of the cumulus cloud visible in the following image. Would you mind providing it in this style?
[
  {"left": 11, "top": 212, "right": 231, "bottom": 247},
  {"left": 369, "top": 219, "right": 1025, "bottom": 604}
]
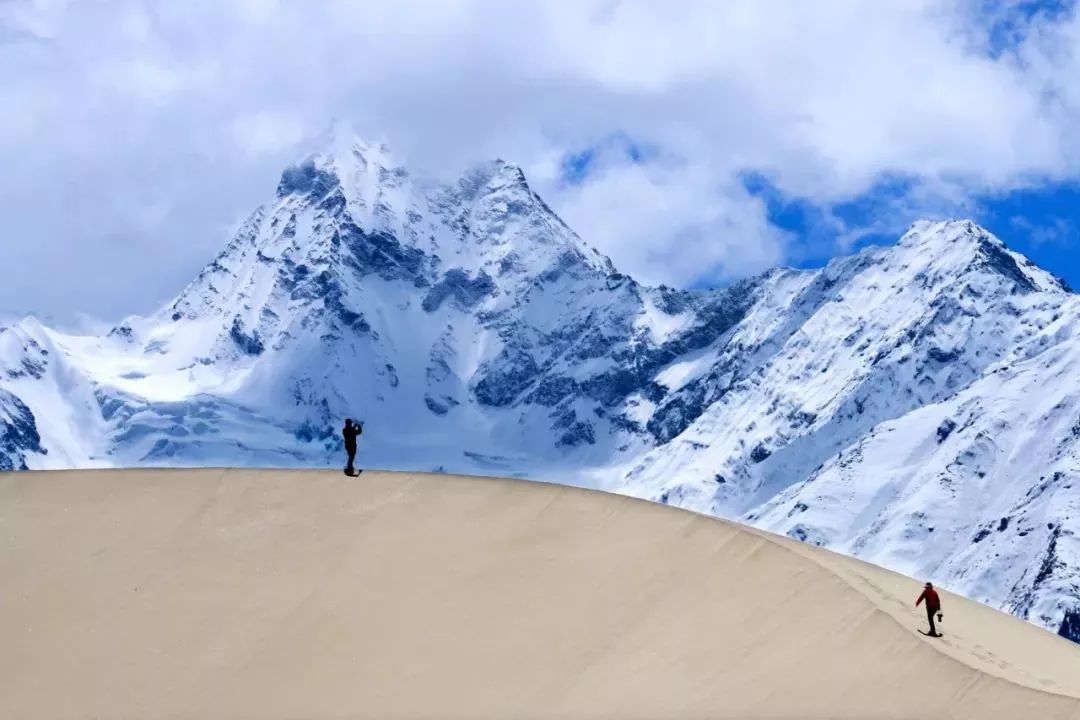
[
  {"left": 1, "top": 0, "right": 1079, "bottom": 321},
  {"left": 531, "top": 139, "right": 789, "bottom": 285}
]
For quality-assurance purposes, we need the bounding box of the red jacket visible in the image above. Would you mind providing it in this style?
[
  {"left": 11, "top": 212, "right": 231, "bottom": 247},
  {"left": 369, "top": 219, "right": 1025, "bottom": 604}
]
[{"left": 916, "top": 587, "right": 940, "bottom": 612}]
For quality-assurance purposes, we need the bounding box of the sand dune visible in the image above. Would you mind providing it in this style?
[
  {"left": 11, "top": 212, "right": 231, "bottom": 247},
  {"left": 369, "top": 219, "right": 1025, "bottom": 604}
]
[{"left": 2, "top": 468, "right": 1079, "bottom": 719}]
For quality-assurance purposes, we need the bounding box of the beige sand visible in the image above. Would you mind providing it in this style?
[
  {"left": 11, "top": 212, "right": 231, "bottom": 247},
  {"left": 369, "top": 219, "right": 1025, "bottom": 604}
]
[{"left": 2, "top": 468, "right": 1079, "bottom": 719}]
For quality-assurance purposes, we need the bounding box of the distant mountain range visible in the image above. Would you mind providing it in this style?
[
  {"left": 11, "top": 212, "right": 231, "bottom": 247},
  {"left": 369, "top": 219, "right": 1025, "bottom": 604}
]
[{"left": 2, "top": 128, "right": 1077, "bottom": 642}]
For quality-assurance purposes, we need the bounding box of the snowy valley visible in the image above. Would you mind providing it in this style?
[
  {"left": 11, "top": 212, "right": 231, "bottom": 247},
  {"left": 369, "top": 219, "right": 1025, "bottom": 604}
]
[{"left": 2, "top": 132, "right": 1078, "bottom": 642}]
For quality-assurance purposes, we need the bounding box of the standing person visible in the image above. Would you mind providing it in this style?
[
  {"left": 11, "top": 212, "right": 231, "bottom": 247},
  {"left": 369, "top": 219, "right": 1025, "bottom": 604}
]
[
  {"left": 342, "top": 418, "right": 362, "bottom": 476},
  {"left": 915, "top": 582, "right": 943, "bottom": 637}
]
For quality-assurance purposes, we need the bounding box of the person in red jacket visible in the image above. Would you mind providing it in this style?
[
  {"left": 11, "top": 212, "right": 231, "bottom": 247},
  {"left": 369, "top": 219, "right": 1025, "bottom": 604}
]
[{"left": 915, "top": 582, "right": 943, "bottom": 637}]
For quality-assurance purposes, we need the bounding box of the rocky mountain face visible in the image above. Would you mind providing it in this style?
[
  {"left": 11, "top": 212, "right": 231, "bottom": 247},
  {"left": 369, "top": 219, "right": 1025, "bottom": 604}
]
[{"left": 1, "top": 131, "right": 1078, "bottom": 642}]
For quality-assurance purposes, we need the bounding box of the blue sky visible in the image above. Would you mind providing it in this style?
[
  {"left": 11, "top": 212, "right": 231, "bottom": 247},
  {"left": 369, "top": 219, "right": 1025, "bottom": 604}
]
[
  {"left": 745, "top": 174, "right": 1080, "bottom": 287},
  {"left": 5, "top": 1, "right": 1080, "bottom": 323},
  {"left": 558, "top": 131, "right": 1080, "bottom": 289},
  {"left": 546, "top": 0, "right": 1080, "bottom": 290}
]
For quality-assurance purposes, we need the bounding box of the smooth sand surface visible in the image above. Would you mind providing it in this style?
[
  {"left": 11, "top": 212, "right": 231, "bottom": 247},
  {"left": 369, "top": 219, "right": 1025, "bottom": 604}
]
[{"left": 2, "top": 468, "right": 1080, "bottom": 719}]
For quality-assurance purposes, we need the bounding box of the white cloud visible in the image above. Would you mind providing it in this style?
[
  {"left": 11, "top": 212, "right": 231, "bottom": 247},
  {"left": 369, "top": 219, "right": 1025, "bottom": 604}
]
[
  {"left": 231, "top": 112, "right": 306, "bottom": 158},
  {"left": 540, "top": 143, "right": 788, "bottom": 285},
  {"left": 2, "top": 0, "right": 1080, "bottom": 321}
]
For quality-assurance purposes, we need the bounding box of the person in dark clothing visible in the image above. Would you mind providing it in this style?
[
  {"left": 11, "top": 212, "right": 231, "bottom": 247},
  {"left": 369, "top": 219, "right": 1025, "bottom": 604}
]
[
  {"left": 915, "top": 582, "right": 943, "bottom": 637},
  {"left": 342, "top": 418, "right": 362, "bottom": 476}
]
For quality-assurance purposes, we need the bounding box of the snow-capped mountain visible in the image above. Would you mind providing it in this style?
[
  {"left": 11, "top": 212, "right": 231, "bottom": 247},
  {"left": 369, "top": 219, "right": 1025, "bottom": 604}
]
[
  {"left": 749, "top": 285, "right": 1080, "bottom": 640},
  {"left": 613, "top": 218, "right": 1069, "bottom": 510},
  {"left": 604, "top": 219, "right": 1079, "bottom": 641},
  {"left": 0, "top": 128, "right": 749, "bottom": 476},
  {"left": 2, "top": 128, "right": 1078, "bottom": 642}
]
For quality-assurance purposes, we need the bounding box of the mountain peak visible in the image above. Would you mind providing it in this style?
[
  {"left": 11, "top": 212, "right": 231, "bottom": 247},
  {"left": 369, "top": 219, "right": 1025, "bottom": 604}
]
[
  {"left": 311, "top": 131, "right": 403, "bottom": 186},
  {"left": 897, "top": 218, "right": 1067, "bottom": 294},
  {"left": 454, "top": 158, "right": 529, "bottom": 199},
  {"left": 899, "top": 218, "right": 992, "bottom": 247},
  {"left": 275, "top": 123, "right": 409, "bottom": 204},
  {"left": 311, "top": 119, "right": 392, "bottom": 163}
]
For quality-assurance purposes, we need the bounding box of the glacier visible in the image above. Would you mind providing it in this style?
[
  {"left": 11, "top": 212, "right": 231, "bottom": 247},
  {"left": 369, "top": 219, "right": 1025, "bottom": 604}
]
[{"left": 2, "top": 128, "right": 1078, "bottom": 642}]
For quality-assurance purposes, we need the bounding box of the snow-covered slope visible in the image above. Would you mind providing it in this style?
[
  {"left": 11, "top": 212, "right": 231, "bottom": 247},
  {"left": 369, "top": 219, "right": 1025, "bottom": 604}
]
[
  {"left": 600, "top": 218, "right": 1080, "bottom": 641},
  {"left": 0, "top": 129, "right": 757, "bottom": 478},
  {"left": 750, "top": 291, "right": 1080, "bottom": 639},
  {"left": 2, "top": 129, "right": 1078, "bottom": 641},
  {"left": 615, "top": 219, "right": 1069, "bottom": 512}
]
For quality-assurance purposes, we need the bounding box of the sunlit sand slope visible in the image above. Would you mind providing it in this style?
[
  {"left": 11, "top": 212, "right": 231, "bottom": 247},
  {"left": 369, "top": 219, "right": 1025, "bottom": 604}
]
[{"left": 2, "top": 469, "right": 1079, "bottom": 719}]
